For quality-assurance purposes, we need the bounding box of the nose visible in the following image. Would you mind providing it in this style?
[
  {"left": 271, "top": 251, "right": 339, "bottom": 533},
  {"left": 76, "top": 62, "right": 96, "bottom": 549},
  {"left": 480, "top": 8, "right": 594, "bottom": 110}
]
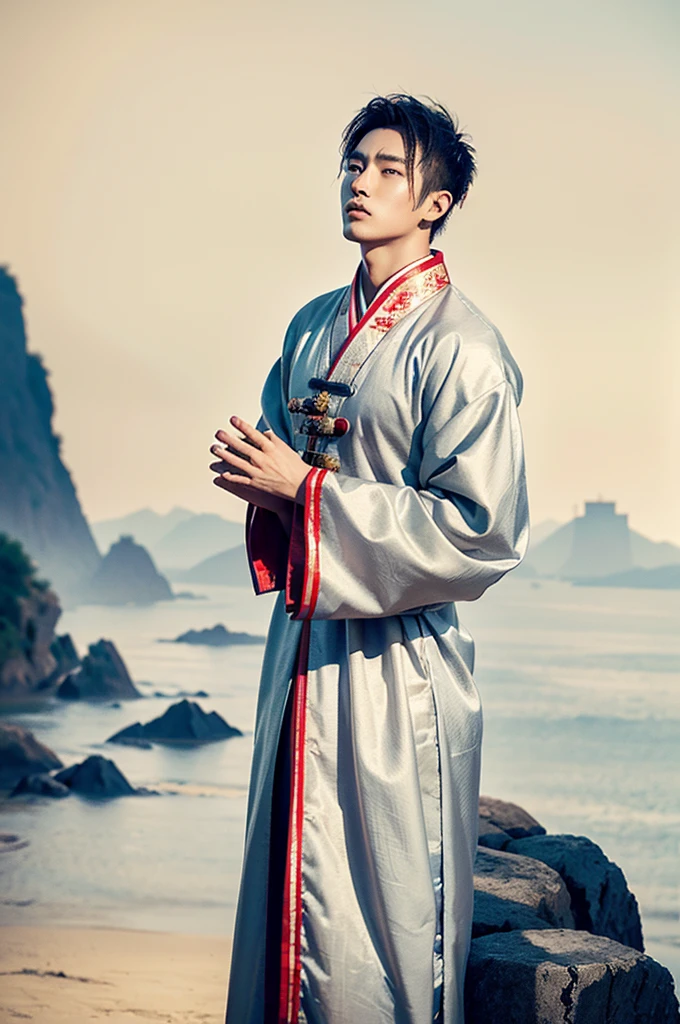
[{"left": 350, "top": 167, "right": 370, "bottom": 197}]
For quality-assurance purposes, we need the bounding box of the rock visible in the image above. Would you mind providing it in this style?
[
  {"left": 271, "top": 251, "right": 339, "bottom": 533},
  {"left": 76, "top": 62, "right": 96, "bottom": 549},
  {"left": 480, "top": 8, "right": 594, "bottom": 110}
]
[
  {"left": 106, "top": 698, "right": 242, "bottom": 746},
  {"left": 506, "top": 833, "right": 644, "bottom": 951},
  {"left": 478, "top": 795, "right": 546, "bottom": 850},
  {"left": 473, "top": 847, "right": 574, "bottom": 938},
  {"left": 104, "top": 723, "right": 153, "bottom": 749},
  {"left": 84, "top": 535, "right": 175, "bottom": 606},
  {"left": 10, "top": 772, "right": 70, "bottom": 798},
  {"left": 464, "top": 928, "right": 680, "bottom": 1023},
  {"left": 0, "top": 831, "right": 30, "bottom": 853},
  {"left": 56, "top": 639, "right": 141, "bottom": 701},
  {"left": 54, "top": 754, "right": 139, "bottom": 798},
  {"left": 0, "top": 722, "right": 63, "bottom": 785},
  {"left": 0, "top": 268, "right": 102, "bottom": 600},
  {"left": 49, "top": 633, "right": 80, "bottom": 677},
  {"left": 161, "top": 623, "right": 265, "bottom": 646}
]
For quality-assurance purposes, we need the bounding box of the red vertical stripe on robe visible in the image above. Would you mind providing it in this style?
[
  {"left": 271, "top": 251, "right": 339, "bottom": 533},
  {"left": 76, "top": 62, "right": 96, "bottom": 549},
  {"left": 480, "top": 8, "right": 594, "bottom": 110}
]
[{"left": 278, "top": 618, "right": 311, "bottom": 1022}]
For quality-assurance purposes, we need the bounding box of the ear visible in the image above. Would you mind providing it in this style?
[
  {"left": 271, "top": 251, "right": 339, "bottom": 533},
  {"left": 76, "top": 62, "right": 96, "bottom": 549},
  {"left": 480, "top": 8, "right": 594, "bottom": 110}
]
[{"left": 417, "top": 189, "right": 454, "bottom": 231}]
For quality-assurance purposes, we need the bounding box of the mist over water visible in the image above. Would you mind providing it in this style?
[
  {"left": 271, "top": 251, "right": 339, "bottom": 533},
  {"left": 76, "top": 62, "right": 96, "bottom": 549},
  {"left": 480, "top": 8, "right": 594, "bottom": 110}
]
[{"left": 1, "top": 577, "right": 678, "bottom": 985}]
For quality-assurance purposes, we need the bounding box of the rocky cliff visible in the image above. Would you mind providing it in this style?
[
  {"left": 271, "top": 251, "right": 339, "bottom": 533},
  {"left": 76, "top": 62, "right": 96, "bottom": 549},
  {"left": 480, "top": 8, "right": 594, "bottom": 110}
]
[
  {"left": 0, "top": 532, "right": 76, "bottom": 697},
  {"left": 0, "top": 266, "right": 101, "bottom": 598}
]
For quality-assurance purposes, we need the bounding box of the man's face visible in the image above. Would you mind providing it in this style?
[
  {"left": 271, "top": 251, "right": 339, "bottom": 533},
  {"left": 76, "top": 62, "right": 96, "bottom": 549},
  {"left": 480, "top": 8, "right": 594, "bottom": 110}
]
[{"left": 340, "top": 127, "right": 428, "bottom": 246}]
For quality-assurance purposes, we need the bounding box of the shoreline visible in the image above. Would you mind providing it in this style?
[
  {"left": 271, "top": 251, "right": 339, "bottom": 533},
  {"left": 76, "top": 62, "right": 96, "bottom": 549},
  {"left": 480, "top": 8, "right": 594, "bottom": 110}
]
[{"left": 0, "top": 922, "right": 232, "bottom": 1023}]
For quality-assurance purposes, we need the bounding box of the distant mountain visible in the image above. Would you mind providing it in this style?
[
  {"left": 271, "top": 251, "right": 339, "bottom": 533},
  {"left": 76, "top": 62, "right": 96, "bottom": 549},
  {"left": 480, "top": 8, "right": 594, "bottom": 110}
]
[
  {"left": 630, "top": 533, "right": 680, "bottom": 568},
  {"left": 0, "top": 266, "right": 101, "bottom": 597},
  {"left": 168, "top": 544, "right": 251, "bottom": 587},
  {"left": 83, "top": 535, "right": 175, "bottom": 606},
  {"left": 151, "top": 514, "right": 244, "bottom": 570},
  {"left": 524, "top": 520, "right": 575, "bottom": 576},
  {"left": 525, "top": 508, "right": 680, "bottom": 579},
  {"left": 528, "top": 519, "right": 563, "bottom": 549},
  {"left": 91, "top": 507, "right": 194, "bottom": 553},
  {"left": 91, "top": 509, "right": 245, "bottom": 572},
  {"left": 573, "top": 564, "right": 680, "bottom": 589}
]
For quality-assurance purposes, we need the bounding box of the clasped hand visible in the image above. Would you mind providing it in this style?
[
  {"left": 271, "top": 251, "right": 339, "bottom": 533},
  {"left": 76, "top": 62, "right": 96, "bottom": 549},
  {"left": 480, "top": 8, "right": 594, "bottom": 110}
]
[{"left": 209, "top": 416, "right": 310, "bottom": 514}]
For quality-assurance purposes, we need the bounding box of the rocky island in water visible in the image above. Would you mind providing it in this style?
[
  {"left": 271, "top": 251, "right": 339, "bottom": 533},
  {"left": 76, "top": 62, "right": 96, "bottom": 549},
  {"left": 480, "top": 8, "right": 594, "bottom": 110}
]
[{"left": 159, "top": 623, "right": 265, "bottom": 646}]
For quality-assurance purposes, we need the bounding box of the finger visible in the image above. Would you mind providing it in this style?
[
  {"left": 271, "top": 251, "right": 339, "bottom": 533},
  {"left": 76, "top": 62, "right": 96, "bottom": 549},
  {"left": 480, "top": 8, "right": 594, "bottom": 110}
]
[
  {"left": 213, "top": 476, "right": 248, "bottom": 494},
  {"left": 213, "top": 471, "right": 255, "bottom": 489},
  {"left": 213, "top": 430, "right": 258, "bottom": 459},
  {"left": 210, "top": 446, "right": 256, "bottom": 475},
  {"left": 229, "top": 416, "right": 271, "bottom": 448}
]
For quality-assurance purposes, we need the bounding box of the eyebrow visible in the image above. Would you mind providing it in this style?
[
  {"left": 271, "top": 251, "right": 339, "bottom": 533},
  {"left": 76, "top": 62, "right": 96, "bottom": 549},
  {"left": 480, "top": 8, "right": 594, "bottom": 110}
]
[{"left": 347, "top": 148, "right": 406, "bottom": 165}]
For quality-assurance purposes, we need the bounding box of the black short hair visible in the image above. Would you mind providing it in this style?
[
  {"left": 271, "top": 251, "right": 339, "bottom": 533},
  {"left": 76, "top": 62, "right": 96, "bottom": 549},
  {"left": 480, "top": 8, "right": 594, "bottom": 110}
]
[{"left": 339, "top": 93, "right": 477, "bottom": 239}]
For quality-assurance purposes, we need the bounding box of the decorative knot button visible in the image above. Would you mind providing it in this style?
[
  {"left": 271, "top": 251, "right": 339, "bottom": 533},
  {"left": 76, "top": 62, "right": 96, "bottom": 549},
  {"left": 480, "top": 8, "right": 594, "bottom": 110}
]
[
  {"left": 288, "top": 391, "right": 330, "bottom": 416},
  {"left": 302, "top": 451, "right": 341, "bottom": 472},
  {"left": 299, "top": 415, "right": 350, "bottom": 438}
]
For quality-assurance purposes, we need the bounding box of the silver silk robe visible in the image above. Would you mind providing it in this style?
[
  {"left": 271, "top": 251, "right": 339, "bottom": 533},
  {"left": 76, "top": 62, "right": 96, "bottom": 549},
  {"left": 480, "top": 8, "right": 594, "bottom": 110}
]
[{"left": 224, "top": 250, "right": 530, "bottom": 1024}]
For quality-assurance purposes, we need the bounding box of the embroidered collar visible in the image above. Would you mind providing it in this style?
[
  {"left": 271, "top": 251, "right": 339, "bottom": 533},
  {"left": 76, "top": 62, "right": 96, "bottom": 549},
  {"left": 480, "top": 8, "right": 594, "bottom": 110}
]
[{"left": 328, "top": 249, "right": 450, "bottom": 380}]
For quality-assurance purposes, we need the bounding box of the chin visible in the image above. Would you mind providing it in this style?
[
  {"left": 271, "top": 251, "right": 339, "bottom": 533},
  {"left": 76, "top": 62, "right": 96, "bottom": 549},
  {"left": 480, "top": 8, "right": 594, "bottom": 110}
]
[{"left": 342, "top": 221, "right": 385, "bottom": 244}]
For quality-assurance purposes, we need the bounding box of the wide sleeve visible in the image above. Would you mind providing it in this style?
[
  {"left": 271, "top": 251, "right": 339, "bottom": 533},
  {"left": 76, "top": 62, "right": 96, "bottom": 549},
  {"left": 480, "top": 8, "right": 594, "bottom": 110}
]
[
  {"left": 285, "top": 377, "right": 530, "bottom": 620},
  {"left": 244, "top": 355, "right": 294, "bottom": 596}
]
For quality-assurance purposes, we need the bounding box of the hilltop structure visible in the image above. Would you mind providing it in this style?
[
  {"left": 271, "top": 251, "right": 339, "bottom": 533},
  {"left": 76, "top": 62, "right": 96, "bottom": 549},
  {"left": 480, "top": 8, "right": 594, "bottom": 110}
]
[
  {"left": 524, "top": 499, "right": 680, "bottom": 580},
  {"left": 0, "top": 266, "right": 101, "bottom": 597},
  {"left": 560, "top": 500, "right": 633, "bottom": 578}
]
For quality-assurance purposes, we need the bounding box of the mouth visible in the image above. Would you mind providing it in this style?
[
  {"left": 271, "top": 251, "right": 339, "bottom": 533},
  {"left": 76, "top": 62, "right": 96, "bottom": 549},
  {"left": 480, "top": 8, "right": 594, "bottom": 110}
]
[{"left": 345, "top": 202, "right": 370, "bottom": 216}]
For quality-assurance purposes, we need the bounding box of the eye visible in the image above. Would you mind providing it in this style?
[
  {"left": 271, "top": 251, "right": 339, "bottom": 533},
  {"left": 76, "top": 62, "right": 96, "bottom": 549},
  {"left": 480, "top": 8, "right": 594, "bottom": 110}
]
[
  {"left": 383, "top": 168, "right": 401, "bottom": 175},
  {"left": 347, "top": 162, "right": 363, "bottom": 174}
]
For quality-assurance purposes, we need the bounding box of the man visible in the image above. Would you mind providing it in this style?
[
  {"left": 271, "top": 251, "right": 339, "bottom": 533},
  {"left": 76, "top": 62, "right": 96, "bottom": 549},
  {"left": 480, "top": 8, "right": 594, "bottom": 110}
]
[{"left": 212, "top": 94, "right": 529, "bottom": 1024}]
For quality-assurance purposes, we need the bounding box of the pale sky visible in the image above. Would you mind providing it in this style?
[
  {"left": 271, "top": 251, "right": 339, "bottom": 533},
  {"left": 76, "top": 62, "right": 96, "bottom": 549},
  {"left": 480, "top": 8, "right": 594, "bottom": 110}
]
[{"left": 1, "top": 0, "right": 678, "bottom": 542}]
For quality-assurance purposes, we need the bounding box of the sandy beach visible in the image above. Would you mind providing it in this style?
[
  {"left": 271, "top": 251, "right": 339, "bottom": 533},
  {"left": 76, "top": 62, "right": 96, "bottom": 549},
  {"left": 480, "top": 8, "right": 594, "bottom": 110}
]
[{"left": 0, "top": 925, "right": 232, "bottom": 1023}]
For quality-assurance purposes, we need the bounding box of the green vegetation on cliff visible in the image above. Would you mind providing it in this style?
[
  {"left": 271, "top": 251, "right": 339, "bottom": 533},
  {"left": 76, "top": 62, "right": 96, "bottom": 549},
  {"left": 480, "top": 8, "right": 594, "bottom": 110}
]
[{"left": 0, "top": 533, "right": 49, "bottom": 663}]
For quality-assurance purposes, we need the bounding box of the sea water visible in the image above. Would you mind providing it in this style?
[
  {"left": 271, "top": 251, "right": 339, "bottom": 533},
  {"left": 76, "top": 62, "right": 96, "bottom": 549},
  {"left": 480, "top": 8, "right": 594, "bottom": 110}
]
[{"left": 0, "top": 577, "right": 678, "bottom": 985}]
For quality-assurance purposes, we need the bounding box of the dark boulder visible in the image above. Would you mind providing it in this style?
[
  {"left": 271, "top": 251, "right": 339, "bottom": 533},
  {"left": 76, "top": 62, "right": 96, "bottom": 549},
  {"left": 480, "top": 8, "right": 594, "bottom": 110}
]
[
  {"left": 478, "top": 794, "right": 546, "bottom": 850},
  {"left": 49, "top": 633, "right": 80, "bottom": 676},
  {"left": 473, "top": 847, "right": 574, "bottom": 938},
  {"left": 106, "top": 698, "right": 242, "bottom": 747},
  {"left": 10, "top": 772, "right": 70, "bottom": 798},
  {"left": 56, "top": 639, "right": 141, "bottom": 701},
  {"left": 0, "top": 831, "right": 29, "bottom": 852},
  {"left": 54, "top": 754, "right": 139, "bottom": 798},
  {"left": 104, "top": 722, "right": 153, "bottom": 749},
  {"left": 0, "top": 722, "right": 63, "bottom": 785},
  {"left": 464, "top": 928, "right": 680, "bottom": 1024},
  {"left": 506, "top": 833, "right": 644, "bottom": 951}
]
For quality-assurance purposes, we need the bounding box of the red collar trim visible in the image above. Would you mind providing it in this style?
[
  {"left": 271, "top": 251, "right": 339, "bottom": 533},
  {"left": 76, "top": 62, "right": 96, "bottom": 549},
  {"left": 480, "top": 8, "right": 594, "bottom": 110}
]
[{"left": 330, "top": 250, "right": 449, "bottom": 377}]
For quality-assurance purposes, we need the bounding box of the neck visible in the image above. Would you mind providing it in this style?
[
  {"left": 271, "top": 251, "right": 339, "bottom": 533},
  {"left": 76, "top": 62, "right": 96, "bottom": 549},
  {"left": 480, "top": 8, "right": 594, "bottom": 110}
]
[{"left": 359, "top": 235, "right": 432, "bottom": 305}]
